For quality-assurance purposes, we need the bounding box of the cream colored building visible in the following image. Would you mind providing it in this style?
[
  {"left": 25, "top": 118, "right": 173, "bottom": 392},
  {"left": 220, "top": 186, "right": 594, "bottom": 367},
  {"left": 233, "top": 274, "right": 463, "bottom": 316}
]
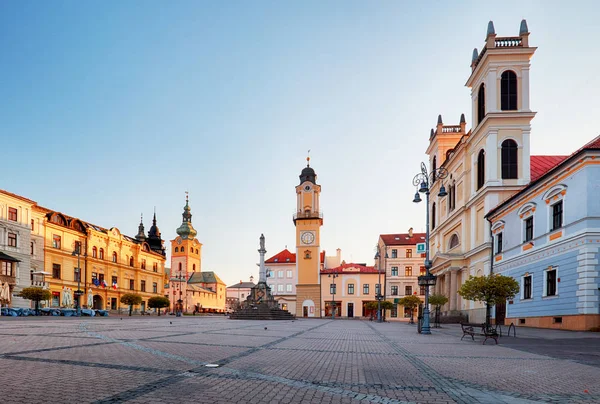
[
  {"left": 426, "top": 20, "right": 536, "bottom": 322},
  {"left": 320, "top": 263, "right": 379, "bottom": 318}
]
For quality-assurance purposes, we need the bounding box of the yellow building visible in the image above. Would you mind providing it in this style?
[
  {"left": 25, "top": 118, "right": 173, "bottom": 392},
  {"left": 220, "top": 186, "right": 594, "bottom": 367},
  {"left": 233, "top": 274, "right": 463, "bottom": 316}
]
[
  {"left": 320, "top": 263, "right": 379, "bottom": 318},
  {"left": 426, "top": 20, "right": 536, "bottom": 322},
  {"left": 294, "top": 157, "right": 323, "bottom": 317},
  {"left": 37, "top": 206, "right": 167, "bottom": 312},
  {"left": 167, "top": 197, "right": 226, "bottom": 313}
]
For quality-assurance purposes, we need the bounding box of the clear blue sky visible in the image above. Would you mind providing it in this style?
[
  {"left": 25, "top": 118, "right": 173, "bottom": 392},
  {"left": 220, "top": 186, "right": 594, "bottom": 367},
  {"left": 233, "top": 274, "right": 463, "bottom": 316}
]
[{"left": 2, "top": 1, "right": 598, "bottom": 286}]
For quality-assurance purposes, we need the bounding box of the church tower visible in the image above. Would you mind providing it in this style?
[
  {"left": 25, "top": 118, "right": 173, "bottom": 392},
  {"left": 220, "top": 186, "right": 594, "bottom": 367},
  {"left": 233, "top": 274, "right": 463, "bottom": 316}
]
[
  {"left": 170, "top": 195, "right": 202, "bottom": 282},
  {"left": 294, "top": 156, "right": 323, "bottom": 317}
]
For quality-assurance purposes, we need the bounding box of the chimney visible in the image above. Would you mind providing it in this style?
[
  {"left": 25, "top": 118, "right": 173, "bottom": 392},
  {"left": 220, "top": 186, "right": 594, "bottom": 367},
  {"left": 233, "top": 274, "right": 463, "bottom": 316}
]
[{"left": 408, "top": 227, "right": 413, "bottom": 237}]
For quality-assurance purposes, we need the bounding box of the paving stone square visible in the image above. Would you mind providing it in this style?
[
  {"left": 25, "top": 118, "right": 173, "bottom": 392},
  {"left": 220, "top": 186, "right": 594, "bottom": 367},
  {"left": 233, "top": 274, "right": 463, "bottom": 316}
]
[{"left": 0, "top": 317, "right": 599, "bottom": 403}]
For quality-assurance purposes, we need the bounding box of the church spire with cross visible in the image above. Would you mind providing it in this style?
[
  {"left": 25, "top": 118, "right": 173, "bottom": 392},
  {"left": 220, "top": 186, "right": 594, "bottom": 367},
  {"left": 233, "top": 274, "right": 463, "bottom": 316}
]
[{"left": 176, "top": 191, "right": 197, "bottom": 240}]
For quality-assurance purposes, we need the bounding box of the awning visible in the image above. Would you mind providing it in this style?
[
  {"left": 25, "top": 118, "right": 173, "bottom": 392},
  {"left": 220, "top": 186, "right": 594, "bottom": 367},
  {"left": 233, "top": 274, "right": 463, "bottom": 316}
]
[{"left": 0, "top": 252, "right": 20, "bottom": 262}]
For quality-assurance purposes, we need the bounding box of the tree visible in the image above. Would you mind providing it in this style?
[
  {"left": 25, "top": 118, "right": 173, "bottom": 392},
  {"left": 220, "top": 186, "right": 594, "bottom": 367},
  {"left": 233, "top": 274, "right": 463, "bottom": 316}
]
[
  {"left": 397, "top": 295, "right": 422, "bottom": 324},
  {"left": 120, "top": 293, "right": 143, "bottom": 316},
  {"left": 148, "top": 296, "right": 170, "bottom": 316},
  {"left": 458, "top": 274, "right": 519, "bottom": 326},
  {"left": 18, "top": 287, "right": 52, "bottom": 314},
  {"left": 428, "top": 294, "right": 448, "bottom": 328},
  {"left": 380, "top": 301, "right": 394, "bottom": 322}
]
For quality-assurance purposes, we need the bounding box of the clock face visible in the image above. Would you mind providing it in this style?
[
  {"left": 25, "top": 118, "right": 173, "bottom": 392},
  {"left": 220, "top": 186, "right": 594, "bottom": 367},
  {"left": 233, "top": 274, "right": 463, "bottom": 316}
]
[
  {"left": 301, "top": 231, "right": 315, "bottom": 245},
  {"left": 304, "top": 185, "right": 311, "bottom": 191},
  {"left": 176, "top": 238, "right": 182, "bottom": 245}
]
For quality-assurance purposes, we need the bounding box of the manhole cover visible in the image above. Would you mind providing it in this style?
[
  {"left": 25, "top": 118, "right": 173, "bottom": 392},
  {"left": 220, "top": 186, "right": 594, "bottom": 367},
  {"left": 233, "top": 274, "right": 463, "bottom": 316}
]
[{"left": 205, "top": 364, "right": 220, "bottom": 368}]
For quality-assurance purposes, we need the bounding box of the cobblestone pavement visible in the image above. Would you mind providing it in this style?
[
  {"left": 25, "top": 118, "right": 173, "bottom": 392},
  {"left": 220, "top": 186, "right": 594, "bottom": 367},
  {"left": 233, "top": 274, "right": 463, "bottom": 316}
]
[{"left": 0, "top": 317, "right": 598, "bottom": 403}]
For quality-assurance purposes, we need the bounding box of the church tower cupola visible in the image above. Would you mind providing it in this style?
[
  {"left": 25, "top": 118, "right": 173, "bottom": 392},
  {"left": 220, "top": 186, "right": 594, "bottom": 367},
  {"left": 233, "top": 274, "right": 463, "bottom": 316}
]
[
  {"left": 135, "top": 214, "right": 146, "bottom": 242},
  {"left": 147, "top": 210, "right": 166, "bottom": 256},
  {"left": 176, "top": 194, "right": 197, "bottom": 240},
  {"left": 299, "top": 156, "right": 317, "bottom": 185}
]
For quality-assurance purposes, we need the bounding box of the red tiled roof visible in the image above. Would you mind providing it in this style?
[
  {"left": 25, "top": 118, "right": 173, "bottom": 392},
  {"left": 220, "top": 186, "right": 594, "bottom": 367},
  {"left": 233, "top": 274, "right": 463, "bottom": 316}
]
[
  {"left": 321, "top": 263, "right": 378, "bottom": 274},
  {"left": 380, "top": 233, "right": 426, "bottom": 246},
  {"left": 530, "top": 155, "right": 568, "bottom": 181},
  {"left": 265, "top": 249, "right": 326, "bottom": 264}
]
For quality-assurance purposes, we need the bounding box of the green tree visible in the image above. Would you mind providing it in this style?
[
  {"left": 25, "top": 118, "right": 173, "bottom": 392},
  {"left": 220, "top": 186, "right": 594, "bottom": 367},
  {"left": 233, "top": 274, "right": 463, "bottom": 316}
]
[
  {"left": 429, "top": 294, "right": 448, "bottom": 310},
  {"left": 148, "top": 296, "right": 170, "bottom": 316},
  {"left": 381, "top": 300, "right": 394, "bottom": 322},
  {"left": 120, "top": 293, "right": 143, "bottom": 316},
  {"left": 397, "top": 295, "right": 422, "bottom": 324},
  {"left": 458, "top": 274, "right": 519, "bottom": 326},
  {"left": 17, "top": 287, "right": 52, "bottom": 314}
]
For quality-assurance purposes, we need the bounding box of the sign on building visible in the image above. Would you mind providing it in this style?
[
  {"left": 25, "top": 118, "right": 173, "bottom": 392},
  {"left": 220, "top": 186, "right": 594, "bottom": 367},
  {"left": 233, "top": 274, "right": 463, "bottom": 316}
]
[{"left": 416, "top": 243, "right": 426, "bottom": 254}]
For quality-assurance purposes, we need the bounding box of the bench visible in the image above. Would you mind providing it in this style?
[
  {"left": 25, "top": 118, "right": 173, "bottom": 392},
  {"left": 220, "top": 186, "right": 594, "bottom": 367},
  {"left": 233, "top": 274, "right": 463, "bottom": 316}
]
[{"left": 460, "top": 323, "right": 499, "bottom": 345}]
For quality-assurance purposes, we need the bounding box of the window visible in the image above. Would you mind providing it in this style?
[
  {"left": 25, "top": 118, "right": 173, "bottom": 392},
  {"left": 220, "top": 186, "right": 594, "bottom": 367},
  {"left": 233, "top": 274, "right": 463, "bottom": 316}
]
[
  {"left": 8, "top": 207, "right": 17, "bottom": 221},
  {"left": 420, "top": 266, "right": 426, "bottom": 276},
  {"left": 286, "top": 284, "right": 292, "bottom": 292},
  {"left": 30, "top": 242, "right": 34, "bottom": 255},
  {"left": 545, "top": 268, "right": 557, "bottom": 297},
  {"left": 523, "top": 275, "right": 532, "bottom": 300},
  {"left": 181, "top": 247, "right": 184, "bottom": 252},
  {"left": 287, "top": 270, "right": 293, "bottom": 278},
  {"left": 99, "top": 248, "right": 104, "bottom": 260},
  {"left": 552, "top": 201, "right": 563, "bottom": 231},
  {"left": 448, "top": 234, "right": 459, "bottom": 250},
  {"left": 31, "top": 219, "right": 34, "bottom": 231},
  {"left": 1, "top": 262, "right": 13, "bottom": 276},
  {"left": 525, "top": 217, "right": 533, "bottom": 242},
  {"left": 129, "top": 279, "right": 135, "bottom": 290},
  {"left": 501, "top": 139, "right": 518, "bottom": 179},
  {"left": 277, "top": 284, "right": 284, "bottom": 292},
  {"left": 363, "top": 284, "right": 369, "bottom": 295},
  {"left": 500, "top": 70, "right": 517, "bottom": 111},
  {"left": 375, "top": 284, "right": 380, "bottom": 296},
  {"left": 391, "top": 304, "right": 398, "bottom": 318},
  {"left": 420, "top": 286, "right": 426, "bottom": 295},
  {"left": 112, "top": 252, "right": 117, "bottom": 263},
  {"left": 496, "top": 233, "right": 503, "bottom": 254},
  {"left": 141, "top": 260, "right": 146, "bottom": 270},
  {"left": 431, "top": 203, "right": 436, "bottom": 230},
  {"left": 74, "top": 267, "right": 81, "bottom": 282},
  {"left": 405, "top": 286, "right": 413, "bottom": 296},
  {"left": 153, "top": 282, "right": 158, "bottom": 293},
  {"left": 99, "top": 273, "right": 105, "bottom": 284},
  {"left": 154, "top": 262, "right": 159, "bottom": 272},
  {"left": 141, "top": 280, "right": 146, "bottom": 292},
  {"left": 278, "top": 271, "right": 284, "bottom": 278},
  {"left": 74, "top": 241, "right": 82, "bottom": 254},
  {"left": 348, "top": 284, "right": 354, "bottom": 295},
  {"left": 405, "top": 267, "right": 412, "bottom": 276},
  {"left": 52, "top": 264, "right": 61, "bottom": 279},
  {"left": 432, "top": 156, "right": 437, "bottom": 182},
  {"left": 477, "top": 150, "right": 485, "bottom": 190},
  {"left": 391, "top": 266, "right": 398, "bottom": 276},
  {"left": 391, "top": 286, "right": 398, "bottom": 295},
  {"left": 174, "top": 247, "right": 179, "bottom": 252},
  {"left": 112, "top": 276, "right": 118, "bottom": 287},
  {"left": 92, "top": 247, "right": 97, "bottom": 258},
  {"left": 92, "top": 272, "right": 98, "bottom": 283},
  {"left": 8, "top": 232, "right": 17, "bottom": 248},
  {"left": 406, "top": 249, "right": 412, "bottom": 258},
  {"left": 52, "top": 235, "right": 61, "bottom": 249},
  {"left": 477, "top": 84, "right": 485, "bottom": 125},
  {"left": 448, "top": 182, "right": 456, "bottom": 211},
  {"left": 330, "top": 284, "right": 336, "bottom": 294},
  {"left": 391, "top": 249, "right": 397, "bottom": 258}
]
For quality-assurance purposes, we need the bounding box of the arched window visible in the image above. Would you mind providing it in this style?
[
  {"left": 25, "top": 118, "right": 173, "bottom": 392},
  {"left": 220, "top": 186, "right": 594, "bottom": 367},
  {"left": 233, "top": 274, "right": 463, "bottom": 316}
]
[
  {"left": 431, "top": 203, "right": 436, "bottom": 230},
  {"left": 129, "top": 256, "right": 134, "bottom": 267},
  {"left": 99, "top": 248, "right": 104, "bottom": 260},
  {"left": 477, "top": 83, "right": 485, "bottom": 125},
  {"left": 449, "top": 234, "right": 460, "bottom": 250},
  {"left": 112, "top": 252, "right": 117, "bottom": 263},
  {"left": 178, "top": 263, "right": 182, "bottom": 271},
  {"left": 501, "top": 70, "right": 517, "bottom": 111},
  {"left": 195, "top": 249, "right": 198, "bottom": 254},
  {"left": 181, "top": 247, "right": 184, "bottom": 252},
  {"left": 432, "top": 156, "right": 437, "bottom": 182},
  {"left": 174, "top": 247, "right": 179, "bottom": 252},
  {"left": 477, "top": 150, "right": 485, "bottom": 190},
  {"left": 501, "top": 139, "right": 518, "bottom": 179},
  {"left": 193, "top": 264, "right": 196, "bottom": 272},
  {"left": 92, "top": 247, "right": 97, "bottom": 258}
]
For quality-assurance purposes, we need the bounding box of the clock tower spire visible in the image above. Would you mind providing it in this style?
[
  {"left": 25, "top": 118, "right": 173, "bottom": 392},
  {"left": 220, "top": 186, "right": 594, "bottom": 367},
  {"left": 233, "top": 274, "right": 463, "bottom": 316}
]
[{"left": 294, "top": 154, "right": 323, "bottom": 317}]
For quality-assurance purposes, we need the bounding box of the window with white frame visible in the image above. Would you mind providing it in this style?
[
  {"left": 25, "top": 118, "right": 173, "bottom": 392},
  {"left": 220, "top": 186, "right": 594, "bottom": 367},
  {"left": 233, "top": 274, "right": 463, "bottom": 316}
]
[
  {"left": 521, "top": 274, "right": 532, "bottom": 300},
  {"left": 286, "top": 270, "right": 293, "bottom": 278},
  {"left": 543, "top": 185, "right": 566, "bottom": 233},
  {"left": 391, "top": 266, "right": 398, "bottom": 276},
  {"left": 524, "top": 217, "right": 533, "bottom": 242},
  {"left": 278, "top": 270, "right": 284, "bottom": 278},
  {"left": 551, "top": 201, "right": 563, "bottom": 231},
  {"left": 348, "top": 284, "right": 354, "bottom": 295},
  {"left": 330, "top": 284, "right": 336, "bottom": 294},
  {"left": 286, "top": 284, "right": 292, "bottom": 292},
  {"left": 277, "top": 284, "right": 284, "bottom": 292},
  {"left": 496, "top": 232, "right": 503, "bottom": 254},
  {"left": 391, "top": 285, "right": 398, "bottom": 295},
  {"left": 543, "top": 267, "right": 557, "bottom": 297},
  {"left": 363, "top": 284, "right": 369, "bottom": 294}
]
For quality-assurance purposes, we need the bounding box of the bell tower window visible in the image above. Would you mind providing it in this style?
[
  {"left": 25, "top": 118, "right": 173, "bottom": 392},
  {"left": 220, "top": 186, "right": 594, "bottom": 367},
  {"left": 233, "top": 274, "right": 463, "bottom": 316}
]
[
  {"left": 477, "top": 150, "right": 485, "bottom": 190},
  {"left": 501, "top": 70, "right": 518, "bottom": 111},
  {"left": 432, "top": 156, "right": 437, "bottom": 182},
  {"left": 477, "top": 83, "right": 485, "bottom": 125},
  {"left": 501, "top": 139, "right": 518, "bottom": 179}
]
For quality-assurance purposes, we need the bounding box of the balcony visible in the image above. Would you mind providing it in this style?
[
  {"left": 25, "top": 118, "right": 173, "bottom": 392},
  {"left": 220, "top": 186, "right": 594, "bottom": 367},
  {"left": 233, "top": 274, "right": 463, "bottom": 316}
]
[{"left": 293, "top": 210, "right": 323, "bottom": 223}]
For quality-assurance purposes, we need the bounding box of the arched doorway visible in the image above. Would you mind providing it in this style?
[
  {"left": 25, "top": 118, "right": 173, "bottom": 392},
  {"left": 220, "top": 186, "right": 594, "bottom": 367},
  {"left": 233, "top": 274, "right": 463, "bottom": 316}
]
[
  {"left": 93, "top": 295, "right": 103, "bottom": 310},
  {"left": 301, "top": 299, "right": 315, "bottom": 318}
]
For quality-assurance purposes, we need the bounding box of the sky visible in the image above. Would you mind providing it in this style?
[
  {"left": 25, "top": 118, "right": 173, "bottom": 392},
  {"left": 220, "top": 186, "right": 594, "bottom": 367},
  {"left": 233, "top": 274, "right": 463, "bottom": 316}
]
[{"left": 1, "top": 1, "right": 599, "bottom": 287}]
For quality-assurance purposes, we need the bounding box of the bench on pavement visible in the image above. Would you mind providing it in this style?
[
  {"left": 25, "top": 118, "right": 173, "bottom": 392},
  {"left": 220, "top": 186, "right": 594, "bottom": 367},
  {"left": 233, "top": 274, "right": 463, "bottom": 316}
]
[{"left": 460, "top": 323, "right": 499, "bottom": 345}]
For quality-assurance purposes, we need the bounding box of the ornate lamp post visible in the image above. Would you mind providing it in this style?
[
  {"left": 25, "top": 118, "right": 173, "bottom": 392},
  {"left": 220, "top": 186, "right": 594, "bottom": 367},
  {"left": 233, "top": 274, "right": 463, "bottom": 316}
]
[
  {"left": 412, "top": 162, "right": 448, "bottom": 335},
  {"left": 328, "top": 272, "right": 339, "bottom": 319},
  {"left": 374, "top": 247, "right": 388, "bottom": 323}
]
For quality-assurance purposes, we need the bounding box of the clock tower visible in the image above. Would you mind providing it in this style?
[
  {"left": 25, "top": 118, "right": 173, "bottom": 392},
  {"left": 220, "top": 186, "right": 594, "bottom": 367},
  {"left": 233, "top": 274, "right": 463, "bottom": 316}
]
[{"left": 294, "top": 156, "right": 323, "bottom": 317}]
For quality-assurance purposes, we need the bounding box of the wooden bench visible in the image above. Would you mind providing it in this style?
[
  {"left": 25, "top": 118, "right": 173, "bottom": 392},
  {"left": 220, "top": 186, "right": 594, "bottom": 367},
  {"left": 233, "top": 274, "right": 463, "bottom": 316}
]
[{"left": 460, "top": 323, "right": 499, "bottom": 345}]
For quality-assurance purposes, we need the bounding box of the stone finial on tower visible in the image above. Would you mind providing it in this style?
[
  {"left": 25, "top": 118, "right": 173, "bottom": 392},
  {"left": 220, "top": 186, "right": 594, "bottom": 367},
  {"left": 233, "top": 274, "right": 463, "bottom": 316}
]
[
  {"left": 430, "top": 128, "right": 435, "bottom": 139},
  {"left": 437, "top": 114, "right": 443, "bottom": 125},
  {"left": 519, "top": 19, "right": 529, "bottom": 35},
  {"left": 460, "top": 113, "right": 466, "bottom": 132},
  {"left": 471, "top": 48, "right": 479, "bottom": 68},
  {"left": 520, "top": 19, "right": 530, "bottom": 47},
  {"left": 460, "top": 113, "right": 466, "bottom": 124},
  {"left": 486, "top": 21, "right": 497, "bottom": 48},
  {"left": 486, "top": 21, "right": 496, "bottom": 37}
]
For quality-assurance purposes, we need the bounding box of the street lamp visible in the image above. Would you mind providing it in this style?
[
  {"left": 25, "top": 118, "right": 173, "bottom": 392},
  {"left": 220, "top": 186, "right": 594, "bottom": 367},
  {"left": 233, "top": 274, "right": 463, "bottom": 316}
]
[
  {"left": 412, "top": 162, "right": 448, "bottom": 335},
  {"left": 71, "top": 243, "right": 83, "bottom": 317},
  {"left": 374, "top": 248, "right": 388, "bottom": 323},
  {"left": 174, "top": 270, "right": 185, "bottom": 317},
  {"left": 328, "top": 272, "right": 339, "bottom": 319}
]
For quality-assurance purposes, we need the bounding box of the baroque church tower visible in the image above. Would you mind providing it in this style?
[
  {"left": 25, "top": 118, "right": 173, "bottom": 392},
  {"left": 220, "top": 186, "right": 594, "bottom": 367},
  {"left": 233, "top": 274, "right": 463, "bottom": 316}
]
[
  {"left": 171, "top": 195, "right": 202, "bottom": 281},
  {"left": 294, "top": 156, "right": 323, "bottom": 317}
]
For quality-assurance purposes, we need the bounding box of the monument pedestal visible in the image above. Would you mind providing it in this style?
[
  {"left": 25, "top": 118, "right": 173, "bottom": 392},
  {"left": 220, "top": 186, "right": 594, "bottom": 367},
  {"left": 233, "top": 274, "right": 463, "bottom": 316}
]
[{"left": 230, "top": 282, "right": 294, "bottom": 320}]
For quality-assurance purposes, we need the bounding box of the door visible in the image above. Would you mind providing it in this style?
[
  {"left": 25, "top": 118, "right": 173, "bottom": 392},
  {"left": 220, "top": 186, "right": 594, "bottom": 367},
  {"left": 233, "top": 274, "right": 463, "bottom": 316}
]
[
  {"left": 303, "top": 306, "right": 308, "bottom": 318},
  {"left": 348, "top": 303, "right": 354, "bottom": 318},
  {"left": 111, "top": 298, "right": 117, "bottom": 310},
  {"left": 495, "top": 300, "right": 506, "bottom": 325},
  {"left": 141, "top": 302, "right": 146, "bottom": 313}
]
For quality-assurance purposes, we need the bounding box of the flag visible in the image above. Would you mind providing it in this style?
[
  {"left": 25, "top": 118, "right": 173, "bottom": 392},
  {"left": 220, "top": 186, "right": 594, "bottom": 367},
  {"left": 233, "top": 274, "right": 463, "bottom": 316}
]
[
  {"left": 93, "top": 278, "right": 100, "bottom": 287},
  {"left": 112, "top": 281, "right": 117, "bottom": 290},
  {"left": 102, "top": 280, "right": 108, "bottom": 288}
]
